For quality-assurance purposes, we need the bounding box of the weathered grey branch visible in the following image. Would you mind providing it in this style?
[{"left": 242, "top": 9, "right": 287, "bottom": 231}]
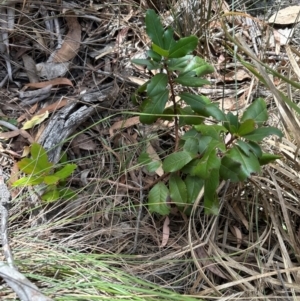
[
  {"left": 0, "top": 167, "right": 14, "bottom": 269},
  {"left": 38, "top": 81, "right": 118, "bottom": 163},
  {"left": 0, "top": 262, "right": 53, "bottom": 301}
]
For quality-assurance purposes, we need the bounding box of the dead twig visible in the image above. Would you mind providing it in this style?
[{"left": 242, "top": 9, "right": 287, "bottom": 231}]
[{"left": 0, "top": 167, "right": 14, "bottom": 269}]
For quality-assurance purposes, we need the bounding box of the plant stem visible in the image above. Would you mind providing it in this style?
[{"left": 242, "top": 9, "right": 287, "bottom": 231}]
[{"left": 165, "top": 63, "right": 179, "bottom": 151}]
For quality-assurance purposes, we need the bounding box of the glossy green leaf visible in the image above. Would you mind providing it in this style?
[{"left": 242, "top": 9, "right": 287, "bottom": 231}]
[
  {"left": 237, "top": 119, "right": 256, "bottom": 136},
  {"left": 147, "top": 73, "right": 168, "bottom": 97},
  {"left": 12, "top": 176, "right": 44, "bottom": 187},
  {"left": 180, "top": 92, "right": 210, "bottom": 115},
  {"left": 204, "top": 104, "right": 226, "bottom": 121},
  {"left": 180, "top": 92, "right": 225, "bottom": 120},
  {"left": 236, "top": 140, "right": 251, "bottom": 156},
  {"left": 204, "top": 169, "right": 219, "bottom": 215},
  {"left": 169, "top": 173, "right": 187, "bottom": 206},
  {"left": 54, "top": 164, "right": 77, "bottom": 180},
  {"left": 198, "top": 136, "right": 213, "bottom": 154},
  {"left": 193, "top": 148, "right": 221, "bottom": 179},
  {"left": 241, "top": 98, "right": 268, "bottom": 126},
  {"left": 148, "top": 182, "right": 170, "bottom": 215},
  {"left": 147, "top": 49, "right": 162, "bottom": 61},
  {"left": 140, "top": 73, "right": 169, "bottom": 124},
  {"left": 182, "top": 56, "right": 214, "bottom": 77},
  {"left": 168, "top": 36, "right": 198, "bottom": 58},
  {"left": 174, "top": 76, "right": 210, "bottom": 87},
  {"left": 162, "top": 27, "right": 176, "bottom": 50},
  {"left": 140, "top": 91, "right": 169, "bottom": 124},
  {"left": 227, "top": 146, "right": 261, "bottom": 179},
  {"left": 152, "top": 43, "right": 169, "bottom": 57},
  {"left": 180, "top": 92, "right": 211, "bottom": 104},
  {"left": 163, "top": 151, "right": 193, "bottom": 172},
  {"left": 44, "top": 175, "right": 60, "bottom": 185},
  {"left": 224, "top": 112, "right": 239, "bottom": 134},
  {"left": 183, "top": 137, "right": 199, "bottom": 157},
  {"left": 41, "top": 189, "right": 60, "bottom": 202},
  {"left": 131, "top": 58, "right": 161, "bottom": 70},
  {"left": 167, "top": 55, "right": 193, "bottom": 71},
  {"left": 220, "top": 156, "right": 243, "bottom": 182},
  {"left": 181, "top": 158, "right": 199, "bottom": 174},
  {"left": 243, "top": 127, "right": 283, "bottom": 142},
  {"left": 258, "top": 153, "right": 281, "bottom": 165},
  {"left": 236, "top": 140, "right": 262, "bottom": 158},
  {"left": 145, "top": 9, "right": 164, "bottom": 48},
  {"left": 247, "top": 141, "right": 263, "bottom": 158},
  {"left": 194, "top": 124, "right": 227, "bottom": 140},
  {"left": 178, "top": 106, "right": 203, "bottom": 125},
  {"left": 185, "top": 175, "right": 204, "bottom": 204}
]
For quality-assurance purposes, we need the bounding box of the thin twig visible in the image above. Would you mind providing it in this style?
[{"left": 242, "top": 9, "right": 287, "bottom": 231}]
[
  {"left": 0, "top": 167, "right": 15, "bottom": 269},
  {"left": 165, "top": 62, "right": 179, "bottom": 151}
]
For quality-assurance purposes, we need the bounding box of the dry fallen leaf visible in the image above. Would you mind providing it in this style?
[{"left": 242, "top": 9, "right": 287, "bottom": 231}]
[
  {"left": 109, "top": 116, "right": 140, "bottom": 137},
  {"left": 161, "top": 216, "right": 170, "bottom": 247},
  {"left": 224, "top": 68, "right": 250, "bottom": 81},
  {"left": 146, "top": 141, "right": 163, "bottom": 176},
  {"left": 230, "top": 225, "right": 243, "bottom": 249},
  {"left": 22, "top": 54, "right": 39, "bottom": 83},
  {"left": 53, "top": 11, "right": 81, "bottom": 63},
  {"left": 72, "top": 133, "right": 97, "bottom": 151},
  {"left": 25, "top": 78, "right": 73, "bottom": 88},
  {"left": 0, "top": 130, "right": 20, "bottom": 139},
  {"left": 22, "top": 111, "right": 49, "bottom": 130},
  {"left": 268, "top": 6, "right": 300, "bottom": 25}
]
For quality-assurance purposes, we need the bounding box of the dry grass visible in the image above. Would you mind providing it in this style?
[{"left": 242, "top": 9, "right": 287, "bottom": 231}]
[{"left": 1, "top": 0, "right": 300, "bottom": 300}]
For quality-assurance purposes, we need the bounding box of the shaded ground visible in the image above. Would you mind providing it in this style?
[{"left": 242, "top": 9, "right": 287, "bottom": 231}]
[{"left": 1, "top": 0, "right": 300, "bottom": 300}]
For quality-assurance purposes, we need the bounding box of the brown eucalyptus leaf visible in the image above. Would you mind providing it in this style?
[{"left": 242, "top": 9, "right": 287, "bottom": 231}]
[{"left": 53, "top": 11, "right": 81, "bottom": 62}]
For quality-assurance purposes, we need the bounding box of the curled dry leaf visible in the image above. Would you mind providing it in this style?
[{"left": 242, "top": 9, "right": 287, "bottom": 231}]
[
  {"left": 53, "top": 11, "right": 81, "bottom": 63},
  {"left": 161, "top": 216, "right": 170, "bottom": 247}
]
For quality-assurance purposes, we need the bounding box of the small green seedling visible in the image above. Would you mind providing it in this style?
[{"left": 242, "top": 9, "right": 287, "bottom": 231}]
[
  {"left": 133, "top": 10, "right": 282, "bottom": 215},
  {"left": 12, "top": 143, "right": 77, "bottom": 202}
]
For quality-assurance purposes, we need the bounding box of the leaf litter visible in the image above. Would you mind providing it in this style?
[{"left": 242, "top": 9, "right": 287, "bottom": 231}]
[{"left": 0, "top": 0, "right": 300, "bottom": 300}]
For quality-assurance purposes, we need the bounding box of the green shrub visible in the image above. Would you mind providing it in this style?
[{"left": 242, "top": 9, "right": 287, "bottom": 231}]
[
  {"left": 133, "top": 9, "right": 282, "bottom": 215},
  {"left": 12, "top": 143, "right": 77, "bottom": 202}
]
